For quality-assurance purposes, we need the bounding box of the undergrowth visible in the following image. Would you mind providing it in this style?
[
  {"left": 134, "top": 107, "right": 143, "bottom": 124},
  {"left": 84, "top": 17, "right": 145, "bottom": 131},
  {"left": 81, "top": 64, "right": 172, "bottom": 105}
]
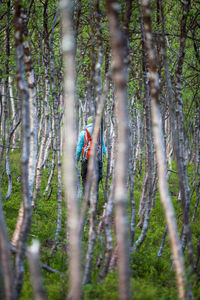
[{"left": 1, "top": 151, "right": 200, "bottom": 299}]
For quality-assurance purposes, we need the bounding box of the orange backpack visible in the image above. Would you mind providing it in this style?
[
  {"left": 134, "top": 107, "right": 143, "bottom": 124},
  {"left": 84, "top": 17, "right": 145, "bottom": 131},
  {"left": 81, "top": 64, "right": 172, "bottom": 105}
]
[{"left": 82, "top": 128, "right": 101, "bottom": 160}]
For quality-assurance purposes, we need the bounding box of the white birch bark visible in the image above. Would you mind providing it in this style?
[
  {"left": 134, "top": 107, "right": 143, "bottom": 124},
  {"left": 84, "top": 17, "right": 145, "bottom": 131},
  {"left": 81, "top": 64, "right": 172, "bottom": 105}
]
[
  {"left": 135, "top": 12, "right": 154, "bottom": 240},
  {"left": 8, "top": 76, "right": 17, "bottom": 149},
  {"left": 0, "top": 81, "right": 7, "bottom": 164},
  {"left": 33, "top": 2, "right": 51, "bottom": 205},
  {"left": 0, "top": 196, "right": 15, "bottom": 300},
  {"left": 60, "top": 0, "right": 81, "bottom": 299},
  {"left": 6, "top": 120, "right": 21, "bottom": 200},
  {"left": 27, "top": 240, "right": 47, "bottom": 300},
  {"left": 82, "top": 81, "right": 108, "bottom": 285},
  {"left": 82, "top": 2, "right": 106, "bottom": 284},
  {"left": 33, "top": 96, "right": 50, "bottom": 205},
  {"left": 98, "top": 171, "right": 115, "bottom": 280},
  {"left": 82, "top": 169, "right": 98, "bottom": 285},
  {"left": 141, "top": 1, "right": 187, "bottom": 299},
  {"left": 192, "top": 107, "right": 200, "bottom": 221},
  {"left": 14, "top": 1, "right": 31, "bottom": 296},
  {"left": 106, "top": 1, "right": 130, "bottom": 299},
  {"left": 157, "top": 226, "right": 168, "bottom": 257},
  {"left": 11, "top": 10, "right": 37, "bottom": 247},
  {"left": 174, "top": 1, "right": 193, "bottom": 269},
  {"left": 79, "top": 81, "right": 108, "bottom": 240},
  {"left": 37, "top": 112, "right": 44, "bottom": 145},
  {"left": 49, "top": 13, "right": 63, "bottom": 251},
  {"left": 129, "top": 98, "right": 136, "bottom": 250},
  {"left": 135, "top": 108, "right": 143, "bottom": 175},
  {"left": 43, "top": 124, "right": 56, "bottom": 197},
  {"left": 42, "top": 129, "right": 52, "bottom": 168},
  {"left": 23, "top": 38, "right": 38, "bottom": 195},
  {"left": 104, "top": 83, "right": 112, "bottom": 201}
]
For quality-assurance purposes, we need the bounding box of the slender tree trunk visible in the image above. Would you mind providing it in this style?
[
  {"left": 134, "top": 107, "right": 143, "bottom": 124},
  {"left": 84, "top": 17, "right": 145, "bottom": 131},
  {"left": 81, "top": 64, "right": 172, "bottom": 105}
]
[
  {"left": 4, "top": 0, "right": 11, "bottom": 195},
  {"left": 0, "top": 196, "right": 15, "bottom": 300},
  {"left": 98, "top": 170, "right": 115, "bottom": 280},
  {"left": 6, "top": 120, "right": 21, "bottom": 200},
  {"left": 79, "top": 82, "right": 108, "bottom": 242},
  {"left": 129, "top": 98, "right": 136, "bottom": 250},
  {"left": 135, "top": 14, "right": 154, "bottom": 243},
  {"left": 157, "top": 226, "right": 168, "bottom": 257},
  {"left": 82, "top": 78, "right": 107, "bottom": 286},
  {"left": 192, "top": 102, "right": 200, "bottom": 221},
  {"left": 43, "top": 124, "right": 56, "bottom": 198},
  {"left": 174, "top": 0, "right": 193, "bottom": 269},
  {"left": 23, "top": 19, "right": 38, "bottom": 194},
  {"left": 141, "top": 1, "right": 187, "bottom": 299},
  {"left": 50, "top": 12, "right": 63, "bottom": 251},
  {"left": 106, "top": 1, "right": 130, "bottom": 299},
  {"left": 27, "top": 240, "right": 47, "bottom": 300},
  {"left": 135, "top": 107, "right": 143, "bottom": 175},
  {"left": 82, "top": 169, "right": 98, "bottom": 285},
  {"left": 8, "top": 76, "right": 18, "bottom": 149},
  {"left": 33, "top": 1, "right": 51, "bottom": 206},
  {"left": 12, "top": 6, "right": 37, "bottom": 247},
  {"left": 14, "top": 1, "right": 31, "bottom": 297},
  {"left": 104, "top": 84, "right": 112, "bottom": 201},
  {"left": 60, "top": 0, "right": 81, "bottom": 299}
]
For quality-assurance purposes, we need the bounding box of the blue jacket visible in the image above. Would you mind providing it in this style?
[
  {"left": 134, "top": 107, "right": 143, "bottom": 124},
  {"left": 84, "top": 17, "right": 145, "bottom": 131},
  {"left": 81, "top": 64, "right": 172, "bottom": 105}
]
[{"left": 76, "top": 123, "right": 106, "bottom": 161}]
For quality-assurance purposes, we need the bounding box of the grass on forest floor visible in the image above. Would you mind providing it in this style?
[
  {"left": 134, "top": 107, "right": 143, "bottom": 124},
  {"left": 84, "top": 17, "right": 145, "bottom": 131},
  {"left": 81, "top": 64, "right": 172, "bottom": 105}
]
[{"left": 1, "top": 151, "right": 200, "bottom": 299}]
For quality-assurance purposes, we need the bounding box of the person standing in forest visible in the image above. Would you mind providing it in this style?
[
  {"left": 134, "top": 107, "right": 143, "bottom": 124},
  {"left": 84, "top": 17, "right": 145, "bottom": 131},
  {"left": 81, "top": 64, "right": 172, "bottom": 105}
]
[{"left": 76, "top": 116, "right": 106, "bottom": 193}]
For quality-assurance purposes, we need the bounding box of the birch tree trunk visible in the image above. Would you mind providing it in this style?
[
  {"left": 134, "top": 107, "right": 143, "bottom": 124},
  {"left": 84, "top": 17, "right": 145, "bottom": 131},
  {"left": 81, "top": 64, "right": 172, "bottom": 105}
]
[
  {"left": 50, "top": 11, "right": 63, "bottom": 251},
  {"left": 141, "top": 1, "right": 187, "bottom": 299},
  {"left": 14, "top": 0, "right": 31, "bottom": 297},
  {"left": 0, "top": 196, "right": 15, "bottom": 300},
  {"left": 135, "top": 13, "right": 154, "bottom": 244},
  {"left": 174, "top": 0, "right": 193, "bottom": 268},
  {"left": 129, "top": 98, "right": 136, "bottom": 250},
  {"left": 60, "top": 0, "right": 81, "bottom": 299},
  {"left": 8, "top": 76, "right": 17, "bottom": 149},
  {"left": 0, "top": 83, "right": 7, "bottom": 168},
  {"left": 98, "top": 170, "right": 115, "bottom": 280},
  {"left": 192, "top": 101, "right": 200, "bottom": 221},
  {"left": 136, "top": 107, "right": 143, "bottom": 175},
  {"left": 82, "top": 78, "right": 108, "bottom": 285},
  {"left": 82, "top": 0, "right": 105, "bottom": 284},
  {"left": 12, "top": 5, "right": 37, "bottom": 248},
  {"left": 106, "top": 1, "right": 130, "bottom": 299},
  {"left": 27, "top": 240, "right": 47, "bottom": 300},
  {"left": 23, "top": 20, "right": 38, "bottom": 194},
  {"left": 6, "top": 120, "right": 21, "bottom": 200},
  {"left": 104, "top": 83, "right": 112, "bottom": 201},
  {"left": 33, "top": 0, "right": 51, "bottom": 207}
]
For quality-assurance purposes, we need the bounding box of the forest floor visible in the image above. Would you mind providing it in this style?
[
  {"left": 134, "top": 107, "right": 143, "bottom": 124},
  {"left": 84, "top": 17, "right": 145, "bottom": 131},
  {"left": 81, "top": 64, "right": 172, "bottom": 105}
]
[{"left": 2, "top": 151, "right": 200, "bottom": 300}]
